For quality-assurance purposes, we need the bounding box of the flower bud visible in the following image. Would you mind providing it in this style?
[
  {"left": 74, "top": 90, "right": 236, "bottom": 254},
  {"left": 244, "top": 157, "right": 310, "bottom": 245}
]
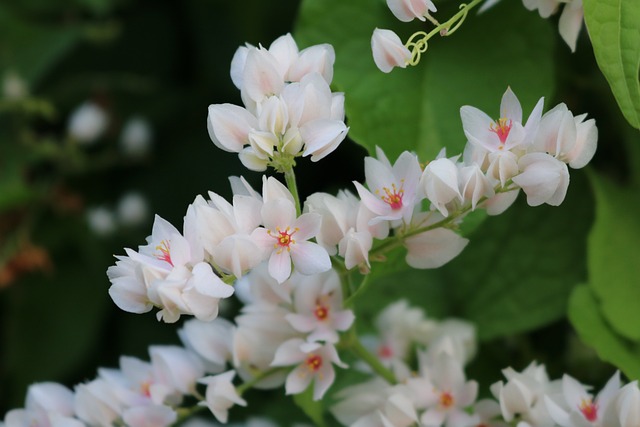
[
  {"left": 386, "top": 0, "right": 437, "bottom": 22},
  {"left": 371, "top": 28, "right": 411, "bottom": 73}
]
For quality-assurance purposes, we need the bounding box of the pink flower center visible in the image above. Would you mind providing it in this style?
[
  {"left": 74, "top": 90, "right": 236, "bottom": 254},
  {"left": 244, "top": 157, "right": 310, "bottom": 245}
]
[
  {"left": 314, "top": 304, "right": 329, "bottom": 321},
  {"left": 489, "top": 118, "right": 512, "bottom": 144},
  {"left": 377, "top": 181, "right": 404, "bottom": 210},
  {"left": 579, "top": 399, "right": 598, "bottom": 422},
  {"left": 269, "top": 227, "right": 298, "bottom": 253},
  {"left": 155, "top": 240, "right": 173, "bottom": 266},
  {"left": 439, "top": 391, "right": 454, "bottom": 408},
  {"left": 306, "top": 354, "right": 323, "bottom": 372},
  {"left": 140, "top": 381, "right": 152, "bottom": 397},
  {"left": 378, "top": 344, "right": 393, "bottom": 359}
]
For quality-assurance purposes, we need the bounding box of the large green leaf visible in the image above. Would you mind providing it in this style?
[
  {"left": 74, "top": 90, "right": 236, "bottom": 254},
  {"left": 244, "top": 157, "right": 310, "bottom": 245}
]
[
  {"left": 295, "top": 0, "right": 554, "bottom": 160},
  {"left": 586, "top": 172, "right": 640, "bottom": 341},
  {"left": 584, "top": 0, "right": 640, "bottom": 129},
  {"left": 440, "top": 172, "right": 594, "bottom": 341},
  {"left": 569, "top": 285, "right": 640, "bottom": 380}
]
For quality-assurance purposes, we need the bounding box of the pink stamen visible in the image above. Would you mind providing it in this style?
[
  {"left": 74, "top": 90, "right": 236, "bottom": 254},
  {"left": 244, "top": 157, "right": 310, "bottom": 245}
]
[
  {"left": 489, "top": 118, "right": 512, "bottom": 144},
  {"left": 155, "top": 240, "right": 173, "bottom": 266},
  {"left": 579, "top": 399, "right": 598, "bottom": 422},
  {"left": 377, "top": 181, "right": 404, "bottom": 210}
]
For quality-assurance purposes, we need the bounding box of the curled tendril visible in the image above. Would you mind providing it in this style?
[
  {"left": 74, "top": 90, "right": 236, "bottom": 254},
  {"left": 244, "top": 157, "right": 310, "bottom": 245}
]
[
  {"left": 443, "top": 3, "right": 471, "bottom": 36},
  {"left": 405, "top": 31, "right": 429, "bottom": 66}
]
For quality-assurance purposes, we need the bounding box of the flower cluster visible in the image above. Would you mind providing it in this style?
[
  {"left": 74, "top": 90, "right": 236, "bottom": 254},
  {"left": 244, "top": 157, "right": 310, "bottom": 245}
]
[
  {"left": 207, "top": 33, "right": 348, "bottom": 171},
  {"left": 1, "top": 30, "right": 607, "bottom": 427}
]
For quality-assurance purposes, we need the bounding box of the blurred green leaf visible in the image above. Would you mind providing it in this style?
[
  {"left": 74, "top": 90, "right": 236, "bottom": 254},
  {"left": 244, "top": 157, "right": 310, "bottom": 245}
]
[
  {"left": 586, "top": 172, "right": 640, "bottom": 340},
  {"left": 295, "top": 0, "right": 554, "bottom": 160},
  {"left": 293, "top": 385, "right": 327, "bottom": 427},
  {"left": 584, "top": 0, "right": 640, "bottom": 129},
  {"left": 569, "top": 285, "right": 640, "bottom": 380},
  {"left": 0, "top": 4, "right": 81, "bottom": 87},
  {"left": 440, "top": 172, "right": 594, "bottom": 341}
]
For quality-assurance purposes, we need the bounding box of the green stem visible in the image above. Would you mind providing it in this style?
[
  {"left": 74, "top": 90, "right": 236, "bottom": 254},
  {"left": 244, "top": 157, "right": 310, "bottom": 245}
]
[
  {"left": 344, "top": 275, "right": 372, "bottom": 308},
  {"left": 236, "top": 367, "right": 284, "bottom": 396},
  {"left": 427, "top": 0, "right": 484, "bottom": 39},
  {"left": 345, "top": 328, "right": 397, "bottom": 385},
  {"left": 284, "top": 167, "right": 302, "bottom": 216}
]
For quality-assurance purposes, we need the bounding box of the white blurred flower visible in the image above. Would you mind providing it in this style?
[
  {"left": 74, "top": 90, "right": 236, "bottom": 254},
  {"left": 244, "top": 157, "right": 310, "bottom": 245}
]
[
  {"left": 87, "top": 206, "right": 117, "bottom": 236},
  {"left": 120, "top": 117, "right": 153, "bottom": 157},
  {"left": 68, "top": 101, "right": 109, "bottom": 144},
  {"left": 117, "top": 192, "right": 149, "bottom": 227},
  {"left": 198, "top": 371, "right": 247, "bottom": 424}
]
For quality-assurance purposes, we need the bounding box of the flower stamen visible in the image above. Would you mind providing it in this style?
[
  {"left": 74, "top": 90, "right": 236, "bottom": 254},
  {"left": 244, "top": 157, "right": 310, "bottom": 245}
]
[
  {"left": 155, "top": 240, "right": 173, "bottom": 266},
  {"left": 489, "top": 118, "right": 512, "bottom": 144}
]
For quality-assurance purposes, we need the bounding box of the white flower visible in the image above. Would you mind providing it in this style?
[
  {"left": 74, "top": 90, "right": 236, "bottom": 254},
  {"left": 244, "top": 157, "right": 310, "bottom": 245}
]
[
  {"left": 252, "top": 197, "right": 330, "bottom": 284},
  {"left": 120, "top": 117, "right": 152, "bottom": 157},
  {"left": 490, "top": 361, "right": 560, "bottom": 426},
  {"left": 558, "top": 0, "right": 584, "bottom": 52},
  {"left": 512, "top": 152, "right": 570, "bottom": 206},
  {"left": 531, "top": 103, "right": 597, "bottom": 169},
  {"left": 271, "top": 339, "right": 346, "bottom": 400},
  {"left": 460, "top": 87, "right": 543, "bottom": 153},
  {"left": 68, "top": 101, "right": 108, "bottom": 144},
  {"left": 149, "top": 346, "right": 204, "bottom": 397},
  {"left": 198, "top": 371, "right": 247, "bottom": 424},
  {"left": 606, "top": 381, "right": 640, "bottom": 427},
  {"left": 3, "top": 383, "right": 82, "bottom": 427},
  {"left": 386, "top": 0, "right": 437, "bottom": 22},
  {"left": 233, "top": 305, "right": 299, "bottom": 389},
  {"left": 74, "top": 379, "right": 121, "bottom": 427},
  {"left": 409, "top": 355, "right": 479, "bottom": 427},
  {"left": 404, "top": 212, "right": 469, "bottom": 269},
  {"left": 544, "top": 371, "right": 620, "bottom": 427},
  {"left": 421, "top": 157, "right": 463, "bottom": 217},
  {"left": 354, "top": 148, "right": 423, "bottom": 226},
  {"left": 284, "top": 269, "right": 355, "bottom": 343},
  {"left": 207, "top": 104, "right": 258, "bottom": 153},
  {"left": 371, "top": 28, "right": 412, "bottom": 73},
  {"left": 178, "top": 318, "right": 235, "bottom": 374}
]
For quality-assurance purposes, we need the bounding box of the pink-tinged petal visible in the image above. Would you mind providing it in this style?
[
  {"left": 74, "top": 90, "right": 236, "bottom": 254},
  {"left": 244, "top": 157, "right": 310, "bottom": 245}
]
[
  {"left": 332, "top": 310, "right": 355, "bottom": 332},
  {"left": 268, "top": 33, "right": 299, "bottom": 77},
  {"left": 290, "top": 241, "right": 331, "bottom": 276},
  {"left": 353, "top": 181, "right": 390, "bottom": 217},
  {"left": 405, "top": 228, "right": 468, "bottom": 269},
  {"left": 269, "top": 250, "right": 292, "bottom": 284},
  {"left": 484, "top": 189, "right": 519, "bottom": 216},
  {"left": 386, "top": 0, "right": 433, "bottom": 22},
  {"left": 568, "top": 116, "right": 597, "bottom": 169},
  {"left": 522, "top": 96, "right": 545, "bottom": 146},
  {"left": 331, "top": 92, "right": 345, "bottom": 121},
  {"left": 271, "top": 338, "right": 306, "bottom": 366},
  {"left": 285, "top": 313, "right": 318, "bottom": 333},
  {"left": 500, "top": 87, "right": 523, "bottom": 123},
  {"left": 262, "top": 199, "right": 297, "bottom": 230},
  {"left": 230, "top": 45, "right": 249, "bottom": 89},
  {"left": 285, "top": 365, "right": 314, "bottom": 396},
  {"left": 207, "top": 104, "right": 257, "bottom": 153},
  {"left": 289, "top": 44, "right": 335, "bottom": 84},
  {"left": 364, "top": 156, "right": 397, "bottom": 196},
  {"left": 108, "top": 279, "right": 152, "bottom": 314},
  {"left": 313, "top": 363, "right": 336, "bottom": 400},
  {"left": 292, "top": 212, "right": 322, "bottom": 241},
  {"left": 248, "top": 130, "right": 278, "bottom": 157},
  {"left": 558, "top": 0, "right": 584, "bottom": 52},
  {"left": 301, "top": 119, "right": 348, "bottom": 160},
  {"left": 544, "top": 395, "right": 570, "bottom": 427},
  {"left": 233, "top": 195, "right": 263, "bottom": 233},
  {"left": 420, "top": 407, "right": 446, "bottom": 426},
  {"left": 457, "top": 380, "right": 479, "bottom": 407},
  {"left": 122, "top": 405, "right": 177, "bottom": 427},
  {"left": 562, "top": 374, "right": 590, "bottom": 410},
  {"left": 262, "top": 175, "right": 295, "bottom": 205},
  {"left": 460, "top": 106, "right": 499, "bottom": 151},
  {"left": 190, "top": 262, "right": 234, "bottom": 298},
  {"left": 596, "top": 370, "right": 621, "bottom": 409},
  {"left": 371, "top": 28, "right": 411, "bottom": 73},
  {"left": 250, "top": 227, "right": 274, "bottom": 254},
  {"left": 242, "top": 48, "right": 285, "bottom": 102}
]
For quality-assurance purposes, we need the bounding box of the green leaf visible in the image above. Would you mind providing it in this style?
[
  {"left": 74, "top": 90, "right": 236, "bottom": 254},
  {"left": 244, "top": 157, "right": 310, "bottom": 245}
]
[
  {"left": 295, "top": 0, "right": 554, "bottom": 160},
  {"left": 586, "top": 172, "right": 640, "bottom": 341},
  {"left": 0, "top": 4, "right": 81, "bottom": 87},
  {"left": 583, "top": 0, "right": 640, "bottom": 129},
  {"left": 569, "top": 285, "right": 640, "bottom": 380},
  {"left": 293, "top": 385, "right": 327, "bottom": 427},
  {"left": 440, "top": 172, "right": 594, "bottom": 341}
]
